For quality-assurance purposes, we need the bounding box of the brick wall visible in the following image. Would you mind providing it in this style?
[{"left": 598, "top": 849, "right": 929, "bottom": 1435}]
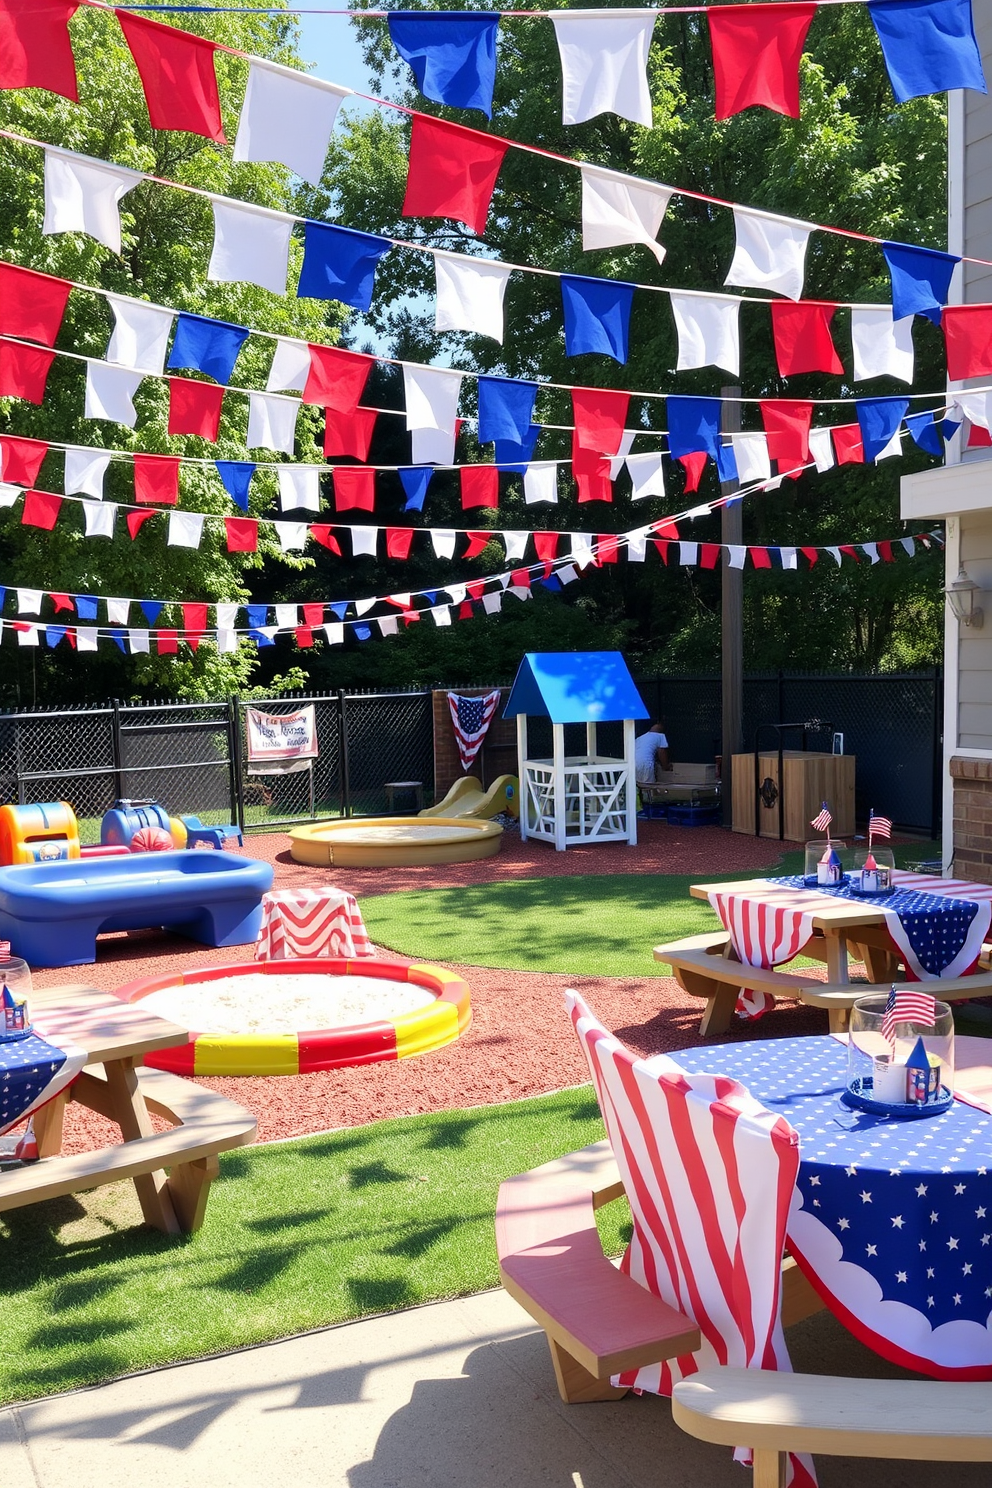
[
  {"left": 432, "top": 689, "right": 516, "bottom": 801},
  {"left": 950, "top": 756, "right": 992, "bottom": 882}
]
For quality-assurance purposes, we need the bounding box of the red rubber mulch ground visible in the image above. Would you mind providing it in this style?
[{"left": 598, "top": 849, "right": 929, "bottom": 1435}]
[{"left": 30, "top": 821, "right": 830, "bottom": 1151}]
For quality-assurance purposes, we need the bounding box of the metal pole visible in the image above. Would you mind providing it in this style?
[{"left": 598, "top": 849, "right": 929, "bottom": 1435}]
[
  {"left": 338, "top": 690, "right": 351, "bottom": 818},
  {"left": 721, "top": 387, "right": 743, "bottom": 828},
  {"left": 230, "top": 697, "right": 245, "bottom": 831},
  {"left": 111, "top": 698, "right": 124, "bottom": 802}
]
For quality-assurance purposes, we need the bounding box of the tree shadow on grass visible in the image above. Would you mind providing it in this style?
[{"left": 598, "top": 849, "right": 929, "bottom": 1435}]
[
  {"left": 245, "top": 1208, "right": 333, "bottom": 1234},
  {"left": 382, "top": 1216, "right": 466, "bottom": 1260},
  {"left": 347, "top": 1161, "right": 410, "bottom": 1189},
  {"left": 26, "top": 1317, "right": 134, "bottom": 1350},
  {"left": 209, "top": 1243, "right": 305, "bottom": 1293},
  {"left": 345, "top": 1274, "right": 415, "bottom": 1313}
]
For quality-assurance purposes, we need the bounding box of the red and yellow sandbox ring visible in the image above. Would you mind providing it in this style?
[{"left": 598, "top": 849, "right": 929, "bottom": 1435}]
[{"left": 114, "top": 958, "right": 472, "bottom": 1076}]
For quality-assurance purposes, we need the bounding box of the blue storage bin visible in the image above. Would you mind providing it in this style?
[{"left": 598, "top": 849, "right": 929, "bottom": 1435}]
[{"left": 101, "top": 799, "right": 171, "bottom": 847}]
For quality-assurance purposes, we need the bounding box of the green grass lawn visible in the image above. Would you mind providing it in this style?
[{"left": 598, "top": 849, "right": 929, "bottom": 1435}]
[{"left": 0, "top": 1089, "right": 625, "bottom": 1407}]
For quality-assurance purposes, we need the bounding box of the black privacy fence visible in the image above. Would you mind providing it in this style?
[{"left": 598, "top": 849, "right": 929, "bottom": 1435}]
[{"left": 0, "top": 670, "right": 942, "bottom": 840}]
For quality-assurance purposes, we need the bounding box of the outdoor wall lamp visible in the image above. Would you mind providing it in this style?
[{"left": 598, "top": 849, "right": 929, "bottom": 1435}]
[{"left": 945, "top": 567, "right": 985, "bottom": 628}]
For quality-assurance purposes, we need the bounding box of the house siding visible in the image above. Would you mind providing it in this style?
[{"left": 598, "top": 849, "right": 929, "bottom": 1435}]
[{"left": 957, "top": 515, "right": 992, "bottom": 748}]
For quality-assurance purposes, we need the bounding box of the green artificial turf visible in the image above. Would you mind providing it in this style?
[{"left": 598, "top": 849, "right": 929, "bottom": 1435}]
[
  {"left": 362, "top": 843, "right": 942, "bottom": 978},
  {"left": 0, "top": 1088, "right": 624, "bottom": 1406}
]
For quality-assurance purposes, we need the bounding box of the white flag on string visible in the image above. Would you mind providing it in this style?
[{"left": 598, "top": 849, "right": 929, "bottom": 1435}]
[
  {"left": 274, "top": 604, "right": 298, "bottom": 627},
  {"left": 411, "top": 426, "right": 456, "bottom": 464},
  {"left": 354, "top": 597, "right": 378, "bottom": 616},
  {"left": 626, "top": 451, "right": 665, "bottom": 500},
  {"left": 727, "top": 545, "right": 747, "bottom": 569},
  {"left": 247, "top": 391, "right": 299, "bottom": 454},
  {"left": 234, "top": 59, "right": 349, "bottom": 187},
  {"left": 404, "top": 365, "right": 462, "bottom": 432},
  {"left": 75, "top": 626, "right": 98, "bottom": 652},
  {"left": 64, "top": 447, "right": 112, "bottom": 499},
  {"left": 350, "top": 526, "right": 377, "bottom": 557},
  {"left": 266, "top": 337, "right": 311, "bottom": 393},
  {"left": 482, "top": 590, "right": 502, "bottom": 614},
  {"left": 670, "top": 292, "right": 741, "bottom": 376},
  {"left": 524, "top": 461, "right": 558, "bottom": 504},
  {"left": 503, "top": 529, "right": 528, "bottom": 561},
  {"left": 807, "top": 428, "right": 836, "bottom": 473},
  {"left": 273, "top": 521, "right": 308, "bottom": 551},
  {"left": 16, "top": 589, "right": 42, "bottom": 615},
  {"left": 730, "top": 433, "right": 771, "bottom": 485},
  {"left": 571, "top": 531, "right": 595, "bottom": 568},
  {"left": 780, "top": 546, "right": 798, "bottom": 570},
  {"left": 851, "top": 307, "right": 915, "bottom": 383},
  {"left": 209, "top": 199, "right": 293, "bottom": 296},
  {"left": 432, "top": 529, "right": 457, "bottom": 559},
  {"left": 434, "top": 254, "right": 512, "bottom": 343},
  {"left": 106, "top": 598, "right": 130, "bottom": 625},
  {"left": 580, "top": 165, "right": 671, "bottom": 263},
  {"left": 84, "top": 362, "right": 142, "bottom": 427},
  {"left": 323, "top": 623, "right": 344, "bottom": 645},
  {"left": 43, "top": 147, "right": 143, "bottom": 255},
  {"left": 679, "top": 541, "right": 699, "bottom": 567},
  {"left": 128, "top": 628, "right": 150, "bottom": 653},
  {"left": 106, "top": 296, "right": 174, "bottom": 375},
  {"left": 432, "top": 605, "right": 451, "bottom": 627},
  {"left": 216, "top": 604, "right": 238, "bottom": 629},
  {"left": 216, "top": 628, "right": 239, "bottom": 653},
  {"left": 378, "top": 615, "right": 398, "bottom": 637},
  {"left": 277, "top": 465, "right": 321, "bottom": 512},
  {"left": 725, "top": 209, "right": 812, "bottom": 301},
  {"left": 551, "top": 11, "right": 655, "bottom": 127},
  {"left": 951, "top": 391, "right": 992, "bottom": 429},
  {"left": 167, "top": 511, "right": 205, "bottom": 548},
  {"left": 82, "top": 500, "right": 116, "bottom": 538}
]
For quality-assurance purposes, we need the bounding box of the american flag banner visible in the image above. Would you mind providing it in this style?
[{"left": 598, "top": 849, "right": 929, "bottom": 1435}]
[
  {"left": 565, "top": 991, "right": 816, "bottom": 1488},
  {"left": 880, "top": 987, "right": 937, "bottom": 1047},
  {"left": 810, "top": 802, "right": 832, "bottom": 833},
  {"left": 707, "top": 884, "right": 823, "bottom": 1019},
  {"left": 255, "top": 887, "right": 373, "bottom": 961},
  {"left": 0, "top": 1030, "right": 86, "bottom": 1139},
  {"left": 868, "top": 811, "right": 893, "bottom": 842},
  {"left": 447, "top": 690, "right": 501, "bottom": 772}
]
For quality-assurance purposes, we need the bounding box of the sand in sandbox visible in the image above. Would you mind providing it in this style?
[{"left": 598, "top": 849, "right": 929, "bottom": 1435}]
[{"left": 137, "top": 973, "right": 436, "bottom": 1035}]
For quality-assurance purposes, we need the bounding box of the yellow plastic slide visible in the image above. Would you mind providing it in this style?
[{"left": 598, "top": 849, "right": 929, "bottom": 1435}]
[{"left": 420, "top": 774, "right": 519, "bottom": 820}]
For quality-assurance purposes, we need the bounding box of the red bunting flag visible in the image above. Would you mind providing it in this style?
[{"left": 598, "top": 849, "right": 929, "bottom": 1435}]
[
  {"left": 182, "top": 603, "right": 208, "bottom": 637},
  {"left": 168, "top": 378, "right": 224, "bottom": 441},
  {"left": 302, "top": 603, "right": 324, "bottom": 627},
  {"left": 386, "top": 527, "right": 414, "bottom": 559},
  {"left": 771, "top": 302, "right": 844, "bottom": 377},
  {"left": 156, "top": 628, "right": 178, "bottom": 655},
  {"left": 21, "top": 488, "right": 61, "bottom": 529},
  {"left": 701, "top": 543, "right": 721, "bottom": 569},
  {"left": 333, "top": 467, "right": 375, "bottom": 512},
  {"left": 760, "top": 399, "right": 813, "bottom": 470},
  {"left": 831, "top": 424, "right": 865, "bottom": 465},
  {"left": 573, "top": 443, "right": 613, "bottom": 502},
  {"left": 510, "top": 567, "right": 530, "bottom": 588},
  {"left": 133, "top": 453, "right": 180, "bottom": 505},
  {"left": 750, "top": 546, "right": 772, "bottom": 569},
  {"left": 678, "top": 451, "right": 708, "bottom": 493},
  {"left": 968, "top": 423, "right": 992, "bottom": 448},
  {"left": 223, "top": 517, "right": 256, "bottom": 552},
  {"left": 295, "top": 626, "right": 313, "bottom": 649},
  {"left": 532, "top": 532, "right": 559, "bottom": 566},
  {"left": 116, "top": 12, "right": 226, "bottom": 143},
  {"left": 654, "top": 520, "right": 680, "bottom": 541},
  {"left": 466, "top": 578, "right": 486, "bottom": 598},
  {"left": 0, "top": 340, "right": 54, "bottom": 402},
  {"left": 50, "top": 592, "right": 73, "bottom": 612},
  {"left": 324, "top": 407, "right": 377, "bottom": 460},
  {"left": 0, "top": 435, "right": 47, "bottom": 487},
  {"left": 653, "top": 539, "right": 670, "bottom": 564},
  {"left": 463, "top": 533, "right": 490, "bottom": 559},
  {"left": 126, "top": 508, "right": 158, "bottom": 539},
  {"left": 402, "top": 114, "right": 509, "bottom": 235},
  {"left": 571, "top": 387, "right": 630, "bottom": 453},
  {"left": 303, "top": 345, "right": 374, "bottom": 412},
  {"left": 458, "top": 600, "right": 473, "bottom": 620},
  {"left": 0, "top": 0, "right": 79, "bottom": 100},
  {"left": 800, "top": 545, "right": 819, "bottom": 567},
  {"left": 597, "top": 536, "right": 619, "bottom": 564},
  {"left": 708, "top": 2, "right": 816, "bottom": 120},
  {"left": 0, "top": 263, "right": 71, "bottom": 346},
  {"left": 942, "top": 305, "right": 992, "bottom": 381},
  {"left": 403, "top": 609, "right": 420, "bottom": 626},
  {"left": 878, "top": 540, "right": 894, "bottom": 563},
  {"left": 839, "top": 544, "right": 860, "bottom": 562},
  {"left": 461, "top": 466, "right": 499, "bottom": 508},
  {"left": 309, "top": 524, "right": 342, "bottom": 555}
]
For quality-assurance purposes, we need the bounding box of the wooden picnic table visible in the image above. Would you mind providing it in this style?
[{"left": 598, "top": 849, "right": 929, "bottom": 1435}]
[{"left": 0, "top": 983, "right": 256, "bottom": 1234}]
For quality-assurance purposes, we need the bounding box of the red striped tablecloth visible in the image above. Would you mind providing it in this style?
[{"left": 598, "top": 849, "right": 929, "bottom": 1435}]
[{"left": 255, "top": 887, "right": 373, "bottom": 961}]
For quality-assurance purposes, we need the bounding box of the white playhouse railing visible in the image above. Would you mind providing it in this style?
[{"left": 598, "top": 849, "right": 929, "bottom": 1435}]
[{"left": 517, "top": 716, "right": 638, "bottom": 850}]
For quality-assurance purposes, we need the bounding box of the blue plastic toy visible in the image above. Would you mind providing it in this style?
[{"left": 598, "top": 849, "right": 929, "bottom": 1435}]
[
  {"left": 181, "top": 815, "right": 244, "bottom": 850},
  {"left": 101, "top": 799, "right": 172, "bottom": 848}
]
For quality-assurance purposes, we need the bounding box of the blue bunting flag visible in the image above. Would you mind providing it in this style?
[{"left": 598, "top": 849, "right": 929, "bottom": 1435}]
[
  {"left": 561, "top": 274, "right": 635, "bottom": 364},
  {"left": 168, "top": 313, "right": 250, "bottom": 384},
  {"left": 297, "top": 222, "right": 393, "bottom": 312},
  {"left": 882, "top": 242, "right": 960, "bottom": 324},
  {"left": 495, "top": 424, "right": 541, "bottom": 472},
  {"left": 905, "top": 410, "right": 945, "bottom": 457},
  {"left": 399, "top": 466, "right": 433, "bottom": 513},
  {"left": 215, "top": 460, "right": 256, "bottom": 512},
  {"left": 246, "top": 604, "right": 268, "bottom": 629},
  {"left": 75, "top": 595, "right": 98, "bottom": 621},
  {"left": 868, "top": 0, "right": 985, "bottom": 104},
  {"left": 477, "top": 375, "right": 538, "bottom": 444},
  {"left": 141, "top": 600, "right": 163, "bottom": 626},
  {"left": 856, "top": 397, "right": 909, "bottom": 462},
  {"left": 387, "top": 11, "right": 499, "bottom": 116}
]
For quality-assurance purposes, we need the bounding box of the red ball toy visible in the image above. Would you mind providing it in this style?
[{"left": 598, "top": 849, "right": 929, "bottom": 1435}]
[{"left": 130, "top": 826, "right": 174, "bottom": 853}]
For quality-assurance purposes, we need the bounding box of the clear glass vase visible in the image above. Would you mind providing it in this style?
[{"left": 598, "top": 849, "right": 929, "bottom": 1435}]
[
  {"left": 853, "top": 846, "right": 896, "bottom": 894},
  {"left": 846, "top": 992, "right": 953, "bottom": 1110},
  {"left": 804, "top": 839, "right": 850, "bottom": 886},
  {"left": 0, "top": 955, "right": 33, "bottom": 1040}
]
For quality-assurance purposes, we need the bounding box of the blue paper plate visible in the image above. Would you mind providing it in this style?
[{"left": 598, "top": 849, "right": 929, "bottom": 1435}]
[
  {"left": 803, "top": 873, "right": 850, "bottom": 888},
  {"left": 841, "top": 1076, "right": 953, "bottom": 1119},
  {"left": 848, "top": 882, "right": 895, "bottom": 898}
]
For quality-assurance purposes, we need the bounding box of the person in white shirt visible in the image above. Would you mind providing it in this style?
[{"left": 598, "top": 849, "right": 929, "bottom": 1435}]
[{"left": 634, "top": 722, "right": 671, "bottom": 784}]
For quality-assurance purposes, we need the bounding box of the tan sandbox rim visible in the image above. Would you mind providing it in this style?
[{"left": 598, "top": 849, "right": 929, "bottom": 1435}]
[{"left": 288, "top": 816, "right": 503, "bottom": 868}]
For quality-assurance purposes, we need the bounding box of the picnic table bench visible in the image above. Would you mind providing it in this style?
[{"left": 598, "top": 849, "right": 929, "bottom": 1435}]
[{"left": 0, "top": 983, "right": 256, "bottom": 1234}]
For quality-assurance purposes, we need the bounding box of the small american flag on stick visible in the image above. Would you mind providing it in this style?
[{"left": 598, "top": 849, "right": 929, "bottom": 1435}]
[
  {"left": 868, "top": 811, "right": 892, "bottom": 844},
  {"left": 810, "top": 802, "right": 832, "bottom": 834},
  {"left": 881, "top": 987, "right": 937, "bottom": 1048}
]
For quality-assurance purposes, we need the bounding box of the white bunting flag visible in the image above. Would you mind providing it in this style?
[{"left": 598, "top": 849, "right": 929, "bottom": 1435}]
[
  {"left": 378, "top": 615, "right": 398, "bottom": 637},
  {"left": 273, "top": 521, "right": 308, "bottom": 551},
  {"left": 432, "top": 605, "right": 451, "bottom": 627},
  {"left": 508, "top": 585, "right": 531, "bottom": 602},
  {"left": 216, "top": 604, "right": 238, "bottom": 629},
  {"left": 16, "top": 589, "right": 42, "bottom": 614},
  {"left": 725, "top": 209, "right": 812, "bottom": 301},
  {"left": 323, "top": 623, "right": 344, "bottom": 646},
  {"left": 234, "top": 59, "right": 349, "bottom": 187},
  {"left": 216, "top": 628, "right": 239, "bottom": 653},
  {"left": 780, "top": 546, "right": 798, "bottom": 570},
  {"left": 247, "top": 391, "right": 299, "bottom": 454},
  {"left": 679, "top": 541, "right": 698, "bottom": 567},
  {"left": 952, "top": 391, "right": 992, "bottom": 429},
  {"left": 730, "top": 433, "right": 771, "bottom": 485},
  {"left": 670, "top": 292, "right": 741, "bottom": 376},
  {"left": 167, "top": 511, "right": 205, "bottom": 548},
  {"left": 446, "top": 583, "right": 466, "bottom": 605},
  {"left": 0, "top": 484, "right": 20, "bottom": 507},
  {"left": 503, "top": 530, "right": 528, "bottom": 562},
  {"left": 266, "top": 337, "right": 311, "bottom": 393},
  {"left": 277, "top": 465, "right": 321, "bottom": 512},
  {"left": 862, "top": 542, "right": 880, "bottom": 564},
  {"left": 482, "top": 590, "right": 502, "bottom": 614},
  {"left": 808, "top": 428, "right": 836, "bottom": 473},
  {"left": 106, "top": 598, "right": 129, "bottom": 625},
  {"left": 84, "top": 362, "right": 142, "bottom": 427},
  {"left": 557, "top": 564, "right": 578, "bottom": 584},
  {"left": 209, "top": 199, "right": 293, "bottom": 296},
  {"left": 524, "top": 462, "right": 558, "bottom": 504},
  {"left": 875, "top": 430, "right": 903, "bottom": 462},
  {"left": 82, "top": 500, "right": 116, "bottom": 538},
  {"left": 350, "top": 526, "right": 377, "bottom": 557},
  {"left": 76, "top": 627, "right": 98, "bottom": 652},
  {"left": 727, "top": 545, "right": 747, "bottom": 569},
  {"left": 571, "top": 531, "right": 595, "bottom": 568},
  {"left": 434, "top": 254, "right": 512, "bottom": 343},
  {"left": 825, "top": 546, "right": 842, "bottom": 565},
  {"left": 404, "top": 366, "right": 462, "bottom": 433},
  {"left": 608, "top": 428, "right": 637, "bottom": 479},
  {"left": 627, "top": 530, "right": 647, "bottom": 561},
  {"left": 257, "top": 626, "right": 279, "bottom": 644},
  {"left": 64, "top": 447, "right": 112, "bottom": 499},
  {"left": 17, "top": 624, "right": 39, "bottom": 647},
  {"left": 851, "top": 307, "right": 915, "bottom": 383},
  {"left": 128, "top": 628, "right": 150, "bottom": 653},
  {"left": 551, "top": 12, "right": 655, "bottom": 127},
  {"left": 274, "top": 604, "right": 298, "bottom": 627},
  {"left": 579, "top": 165, "right": 671, "bottom": 263},
  {"left": 432, "top": 529, "right": 457, "bottom": 559},
  {"left": 43, "top": 147, "right": 143, "bottom": 255},
  {"left": 626, "top": 451, "right": 665, "bottom": 500},
  {"left": 900, "top": 536, "right": 916, "bottom": 558},
  {"left": 685, "top": 504, "right": 713, "bottom": 520},
  {"left": 353, "top": 597, "right": 377, "bottom": 617},
  {"left": 388, "top": 592, "right": 411, "bottom": 608},
  {"left": 106, "top": 296, "right": 174, "bottom": 375},
  {"left": 411, "top": 426, "right": 456, "bottom": 465}
]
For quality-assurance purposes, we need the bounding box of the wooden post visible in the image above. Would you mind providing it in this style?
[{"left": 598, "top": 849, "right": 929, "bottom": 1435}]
[{"left": 721, "top": 386, "right": 743, "bottom": 825}]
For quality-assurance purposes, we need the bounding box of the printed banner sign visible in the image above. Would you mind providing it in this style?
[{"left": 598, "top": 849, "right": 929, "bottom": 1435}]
[{"left": 245, "top": 705, "right": 317, "bottom": 774}]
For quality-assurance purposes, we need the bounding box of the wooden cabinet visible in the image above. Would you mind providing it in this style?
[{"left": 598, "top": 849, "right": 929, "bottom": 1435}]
[{"left": 731, "top": 751, "right": 855, "bottom": 839}]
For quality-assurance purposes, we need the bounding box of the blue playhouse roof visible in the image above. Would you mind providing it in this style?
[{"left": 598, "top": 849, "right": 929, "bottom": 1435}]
[{"left": 503, "top": 652, "right": 649, "bottom": 725}]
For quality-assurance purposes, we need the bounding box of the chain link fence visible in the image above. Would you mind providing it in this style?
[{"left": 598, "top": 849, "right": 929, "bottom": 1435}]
[{"left": 0, "top": 671, "right": 942, "bottom": 840}]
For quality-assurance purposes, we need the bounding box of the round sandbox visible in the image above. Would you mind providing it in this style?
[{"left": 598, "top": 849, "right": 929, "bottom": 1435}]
[
  {"left": 288, "top": 815, "right": 502, "bottom": 868},
  {"left": 115, "top": 958, "right": 471, "bottom": 1076}
]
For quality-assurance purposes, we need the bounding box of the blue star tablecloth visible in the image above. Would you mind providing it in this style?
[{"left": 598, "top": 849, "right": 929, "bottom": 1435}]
[
  {"left": 0, "top": 1030, "right": 85, "bottom": 1138},
  {"left": 672, "top": 1036, "right": 992, "bottom": 1378},
  {"left": 768, "top": 875, "right": 992, "bottom": 980}
]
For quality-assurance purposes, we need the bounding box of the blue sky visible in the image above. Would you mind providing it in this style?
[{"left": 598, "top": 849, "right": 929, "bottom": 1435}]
[{"left": 297, "top": 10, "right": 375, "bottom": 103}]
